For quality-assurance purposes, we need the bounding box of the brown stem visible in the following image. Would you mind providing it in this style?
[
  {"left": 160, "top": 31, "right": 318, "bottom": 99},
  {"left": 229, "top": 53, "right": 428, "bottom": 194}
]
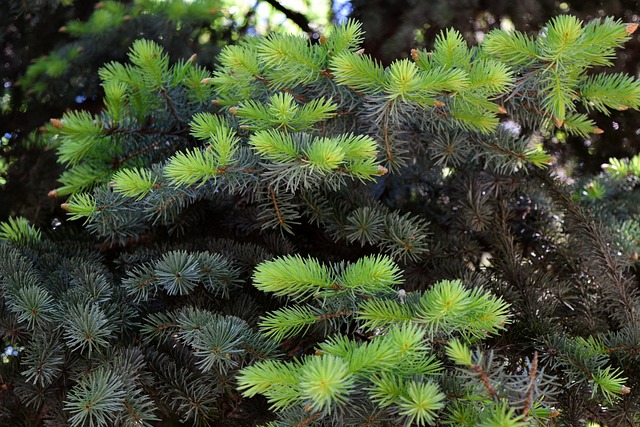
[
  {"left": 155, "top": 324, "right": 178, "bottom": 332},
  {"left": 296, "top": 412, "right": 321, "bottom": 427},
  {"left": 255, "top": 76, "right": 308, "bottom": 102},
  {"left": 124, "top": 401, "right": 143, "bottom": 423},
  {"left": 269, "top": 186, "right": 285, "bottom": 226},
  {"left": 471, "top": 364, "right": 496, "bottom": 398},
  {"left": 606, "top": 346, "right": 640, "bottom": 354},
  {"left": 106, "top": 127, "right": 186, "bottom": 136},
  {"left": 317, "top": 310, "right": 353, "bottom": 320},
  {"left": 113, "top": 140, "right": 163, "bottom": 168},
  {"left": 136, "top": 276, "right": 158, "bottom": 289},
  {"left": 160, "top": 88, "right": 185, "bottom": 127},
  {"left": 382, "top": 101, "right": 394, "bottom": 166},
  {"left": 476, "top": 138, "right": 528, "bottom": 163},
  {"left": 522, "top": 351, "right": 538, "bottom": 418}
]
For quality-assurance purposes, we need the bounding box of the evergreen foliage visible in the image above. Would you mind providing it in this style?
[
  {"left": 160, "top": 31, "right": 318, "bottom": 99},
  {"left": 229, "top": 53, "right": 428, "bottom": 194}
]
[{"left": 2, "top": 13, "right": 640, "bottom": 427}]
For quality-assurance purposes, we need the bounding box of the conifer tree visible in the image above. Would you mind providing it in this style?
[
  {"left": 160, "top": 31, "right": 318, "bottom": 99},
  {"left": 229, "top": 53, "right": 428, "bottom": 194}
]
[
  {"left": 1, "top": 0, "right": 313, "bottom": 222},
  {"left": 2, "top": 14, "right": 640, "bottom": 427}
]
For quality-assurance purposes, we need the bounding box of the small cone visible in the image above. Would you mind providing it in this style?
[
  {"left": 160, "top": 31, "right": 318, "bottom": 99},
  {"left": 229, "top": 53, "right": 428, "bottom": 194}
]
[
  {"left": 50, "top": 118, "right": 63, "bottom": 129},
  {"left": 377, "top": 165, "right": 389, "bottom": 175}
]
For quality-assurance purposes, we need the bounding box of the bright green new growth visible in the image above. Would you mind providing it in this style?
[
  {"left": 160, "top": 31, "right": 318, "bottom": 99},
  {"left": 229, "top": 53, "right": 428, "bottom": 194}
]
[
  {"left": 483, "top": 15, "right": 639, "bottom": 134},
  {"left": 0, "top": 217, "right": 41, "bottom": 244},
  {"left": 241, "top": 255, "right": 588, "bottom": 426},
  {"left": 24, "top": 13, "right": 640, "bottom": 427},
  {"left": 51, "top": 17, "right": 640, "bottom": 246},
  {"left": 238, "top": 322, "right": 446, "bottom": 425}
]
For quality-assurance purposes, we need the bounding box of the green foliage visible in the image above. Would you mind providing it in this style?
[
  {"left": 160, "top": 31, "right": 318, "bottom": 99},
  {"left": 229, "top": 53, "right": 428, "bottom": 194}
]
[
  {"left": 0, "top": 217, "right": 41, "bottom": 244},
  {"left": 49, "top": 16, "right": 640, "bottom": 244},
  {"left": 0, "top": 238, "right": 276, "bottom": 426},
  {"left": 237, "top": 92, "right": 337, "bottom": 131},
  {"left": 239, "top": 256, "right": 566, "bottom": 426},
  {"left": 16, "top": 0, "right": 228, "bottom": 102},
  {"left": 576, "top": 152, "right": 640, "bottom": 264},
  {"left": 64, "top": 367, "right": 127, "bottom": 427},
  {"left": 483, "top": 15, "right": 637, "bottom": 132},
  {"left": 4, "top": 13, "right": 640, "bottom": 427},
  {"left": 358, "top": 279, "right": 511, "bottom": 340}
]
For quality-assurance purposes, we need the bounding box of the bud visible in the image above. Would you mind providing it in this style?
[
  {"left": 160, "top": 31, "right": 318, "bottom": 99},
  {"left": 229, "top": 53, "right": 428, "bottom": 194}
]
[
  {"left": 211, "top": 99, "right": 221, "bottom": 105},
  {"left": 319, "top": 34, "right": 327, "bottom": 45},
  {"left": 618, "top": 105, "right": 629, "bottom": 111},
  {"left": 58, "top": 26, "right": 67, "bottom": 33},
  {"left": 187, "top": 54, "right": 197, "bottom": 63},
  {"left": 50, "top": 118, "right": 63, "bottom": 129},
  {"left": 200, "top": 77, "right": 212, "bottom": 84},
  {"left": 376, "top": 165, "right": 389, "bottom": 176},
  {"left": 626, "top": 22, "right": 638, "bottom": 34},
  {"left": 553, "top": 117, "right": 564, "bottom": 127},
  {"left": 354, "top": 48, "right": 365, "bottom": 55},
  {"left": 229, "top": 106, "right": 239, "bottom": 115},
  {"left": 621, "top": 385, "right": 632, "bottom": 394},
  {"left": 48, "top": 189, "right": 58, "bottom": 198},
  {"left": 94, "top": 2, "right": 104, "bottom": 9},
  {"left": 411, "top": 49, "right": 419, "bottom": 61},
  {"left": 593, "top": 127, "right": 605, "bottom": 134},
  {"left": 60, "top": 203, "right": 70, "bottom": 211},
  {"left": 123, "top": 15, "right": 132, "bottom": 22},
  {"left": 632, "top": 251, "right": 638, "bottom": 261},
  {"left": 497, "top": 105, "right": 507, "bottom": 114},
  {"left": 433, "top": 100, "right": 446, "bottom": 107}
]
